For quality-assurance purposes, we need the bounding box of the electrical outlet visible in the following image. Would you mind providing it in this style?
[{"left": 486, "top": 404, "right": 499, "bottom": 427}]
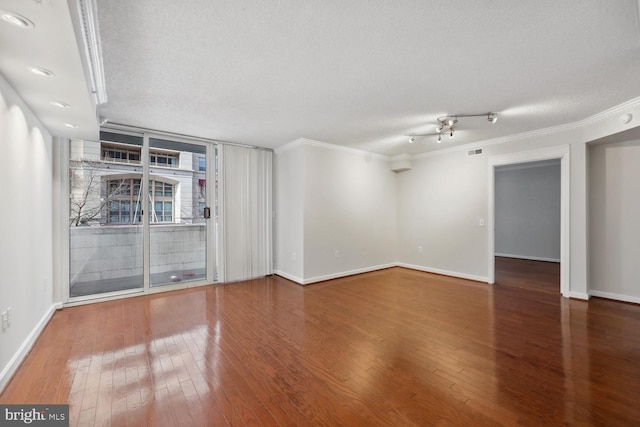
[
  {"left": 417, "top": 246, "right": 423, "bottom": 253},
  {"left": 1, "top": 311, "right": 7, "bottom": 332},
  {"left": 6, "top": 307, "right": 11, "bottom": 327},
  {"left": 334, "top": 250, "right": 340, "bottom": 258},
  {"left": 479, "top": 218, "right": 485, "bottom": 226}
]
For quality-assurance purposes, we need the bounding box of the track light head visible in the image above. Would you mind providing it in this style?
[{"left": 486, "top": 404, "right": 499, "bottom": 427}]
[
  {"left": 409, "top": 137, "right": 415, "bottom": 143},
  {"left": 406, "top": 111, "right": 498, "bottom": 145}
]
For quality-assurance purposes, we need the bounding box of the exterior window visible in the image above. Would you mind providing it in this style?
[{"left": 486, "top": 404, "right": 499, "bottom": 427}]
[
  {"left": 101, "top": 143, "right": 141, "bottom": 164},
  {"left": 106, "top": 178, "right": 174, "bottom": 224},
  {"left": 106, "top": 178, "right": 143, "bottom": 223},
  {"left": 100, "top": 142, "right": 178, "bottom": 169},
  {"left": 150, "top": 181, "right": 173, "bottom": 222},
  {"left": 150, "top": 151, "right": 178, "bottom": 168},
  {"left": 198, "top": 156, "right": 206, "bottom": 171}
]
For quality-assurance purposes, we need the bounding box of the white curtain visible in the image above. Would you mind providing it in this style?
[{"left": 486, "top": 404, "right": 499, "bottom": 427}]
[{"left": 220, "top": 144, "right": 273, "bottom": 282}]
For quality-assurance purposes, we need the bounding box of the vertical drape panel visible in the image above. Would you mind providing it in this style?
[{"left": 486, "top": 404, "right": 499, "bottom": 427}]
[{"left": 221, "top": 145, "right": 273, "bottom": 282}]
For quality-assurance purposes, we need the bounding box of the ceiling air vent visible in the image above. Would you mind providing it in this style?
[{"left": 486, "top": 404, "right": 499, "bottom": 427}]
[{"left": 468, "top": 148, "right": 483, "bottom": 156}]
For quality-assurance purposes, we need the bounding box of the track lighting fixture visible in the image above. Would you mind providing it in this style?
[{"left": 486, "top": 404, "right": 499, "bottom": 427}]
[{"left": 404, "top": 112, "right": 498, "bottom": 144}]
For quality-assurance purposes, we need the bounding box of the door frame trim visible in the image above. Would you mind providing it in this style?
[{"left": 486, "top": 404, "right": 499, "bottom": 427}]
[{"left": 487, "top": 144, "right": 570, "bottom": 297}]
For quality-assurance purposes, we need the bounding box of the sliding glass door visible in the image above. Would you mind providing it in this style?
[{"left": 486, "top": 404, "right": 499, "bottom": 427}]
[
  {"left": 68, "top": 133, "right": 144, "bottom": 297},
  {"left": 68, "top": 131, "right": 215, "bottom": 300},
  {"left": 149, "top": 137, "right": 209, "bottom": 287}
]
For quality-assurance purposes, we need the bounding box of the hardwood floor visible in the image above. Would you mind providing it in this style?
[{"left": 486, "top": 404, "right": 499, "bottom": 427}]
[
  {"left": 495, "top": 256, "right": 560, "bottom": 294},
  {"left": 2, "top": 265, "right": 640, "bottom": 426}
]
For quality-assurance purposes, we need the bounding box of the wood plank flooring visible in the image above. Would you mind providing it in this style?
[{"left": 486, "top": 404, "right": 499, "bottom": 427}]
[
  {"left": 495, "top": 256, "right": 560, "bottom": 294},
  {"left": 2, "top": 262, "right": 640, "bottom": 426}
]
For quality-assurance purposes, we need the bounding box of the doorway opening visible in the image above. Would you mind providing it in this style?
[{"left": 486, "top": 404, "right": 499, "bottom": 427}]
[
  {"left": 487, "top": 145, "right": 570, "bottom": 297},
  {"left": 494, "top": 159, "right": 561, "bottom": 294}
]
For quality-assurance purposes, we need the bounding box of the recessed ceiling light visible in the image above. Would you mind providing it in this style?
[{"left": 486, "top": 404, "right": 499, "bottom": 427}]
[
  {"left": 65, "top": 123, "right": 79, "bottom": 129},
  {"left": 50, "top": 101, "right": 70, "bottom": 108},
  {"left": 28, "top": 66, "right": 55, "bottom": 77},
  {"left": 1, "top": 11, "right": 34, "bottom": 29}
]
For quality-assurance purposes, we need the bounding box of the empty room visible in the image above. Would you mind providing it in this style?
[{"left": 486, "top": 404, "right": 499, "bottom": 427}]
[{"left": 1, "top": 0, "right": 640, "bottom": 425}]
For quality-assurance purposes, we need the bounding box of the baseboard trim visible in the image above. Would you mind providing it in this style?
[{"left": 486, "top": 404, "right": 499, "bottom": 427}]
[
  {"left": 0, "top": 303, "right": 60, "bottom": 394},
  {"left": 276, "top": 263, "right": 488, "bottom": 285},
  {"left": 273, "top": 270, "right": 304, "bottom": 285},
  {"left": 274, "top": 263, "right": 397, "bottom": 285},
  {"left": 495, "top": 253, "right": 561, "bottom": 263},
  {"left": 302, "top": 263, "right": 396, "bottom": 285},
  {"left": 590, "top": 290, "right": 640, "bottom": 304},
  {"left": 280, "top": 264, "right": 637, "bottom": 305},
  {"left": 396, "top": 263, "right": 488, "bottom": 283},
  {"left": 568, "top": 291, "right": 590, "bottom": 300}
]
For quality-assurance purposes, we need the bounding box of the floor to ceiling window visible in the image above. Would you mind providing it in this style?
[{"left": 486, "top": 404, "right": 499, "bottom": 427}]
[
  {"left": 68, "top": 131, "right": 216, "bottom": 299},
  {"left": 148, "top": 137, "right": 209, "bottom": 287}
]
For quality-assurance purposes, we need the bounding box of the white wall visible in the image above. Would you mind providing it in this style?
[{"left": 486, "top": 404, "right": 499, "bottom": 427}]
[
  {"left": 303, "top": 144, "right": 397, "bottom": 282},
  {"left": 589, "top": 139, "right": 640, "bottom": 302},
  {"left": 272, "top": 102, "right": 640, "bottom": 301},
  {"left": 396, "top": 128, "right": 591, "bottom": 295},
  {"left": 274, "top": 140, "right": 397, "bottom": 284},
  {"left": 396, "top": 149, "right": 489, "bottom": 281},
  {"left": 0, "top": 74, "right": 55, "bottom": 392},
  {"left": 495, "top": 161, "right": 561, "bottom": 262},
  {"left": 274, "top": 143, "right": 305, "bottom": 282}
]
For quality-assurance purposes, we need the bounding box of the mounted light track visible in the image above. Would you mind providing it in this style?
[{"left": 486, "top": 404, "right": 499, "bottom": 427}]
[{"left": 405, "top": 112, "right": 498, "bottom": 144}]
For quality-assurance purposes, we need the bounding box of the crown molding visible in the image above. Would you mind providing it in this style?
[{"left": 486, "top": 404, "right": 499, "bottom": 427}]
[
  {"left": 274, "top": 96, "right": 640, "bottom": 161},
  {"left": 390, "top": 153, "right": 412, "bottom": 162},
  {"left": 275, "top": 138, "right": 390, "bottom": 160},
  {"left": 302, "top": 139, "right": 390, "bottom": 160},
  {"left": 412, "top": 121, "right": 581, "bottom": 160},
  {"left": 412, "top": 95, "right": 640, "bottom": 160},
  {"left": 580, "top": 95, "right": 640, "bottom": 124},
  {"left": 274, "top": 138, "right": 305, "bottom": 154}
]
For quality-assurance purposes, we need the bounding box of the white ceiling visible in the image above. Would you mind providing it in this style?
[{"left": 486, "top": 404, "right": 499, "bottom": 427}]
[
  {"left": 0, "top": 0, "right": 99, "bottom": 140},
  {"left": 2, "top": 1, "right": 640, "bottom": 155}
]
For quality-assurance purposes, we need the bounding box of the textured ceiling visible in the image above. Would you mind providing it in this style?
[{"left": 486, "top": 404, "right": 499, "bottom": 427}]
[
  {"left": 2, "top": 1, "right": 640, "bottom": 155},
  {"left": 95, "top": 0, "right": 640, "bottom": 155}
]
